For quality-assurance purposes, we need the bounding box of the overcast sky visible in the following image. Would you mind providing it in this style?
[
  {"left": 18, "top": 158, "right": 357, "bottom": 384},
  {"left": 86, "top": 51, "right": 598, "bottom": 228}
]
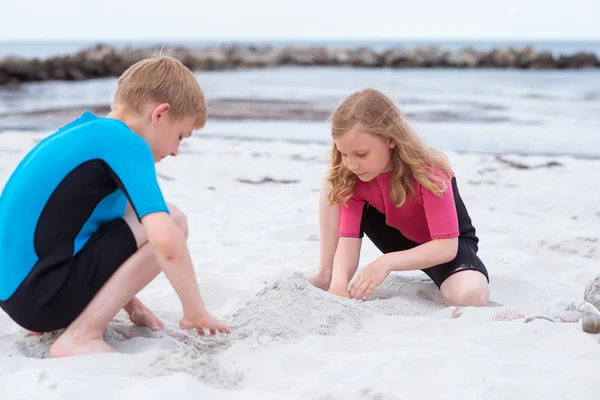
[{"left": 0, "top": 0, "right": 598, "bottom": 41}]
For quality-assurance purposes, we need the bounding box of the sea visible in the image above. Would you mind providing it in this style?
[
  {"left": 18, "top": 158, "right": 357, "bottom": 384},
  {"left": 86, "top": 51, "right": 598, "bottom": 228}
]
[{"left": 1, "top": 40, "right": 599, "bottom": 159}]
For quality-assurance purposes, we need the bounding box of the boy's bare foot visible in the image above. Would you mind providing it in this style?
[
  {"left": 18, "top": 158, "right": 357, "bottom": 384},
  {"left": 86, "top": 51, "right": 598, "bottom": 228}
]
[
  {"left": 50, "top": 334, "right": 116, "bottom": 358},
  {"left": 128, "top": 306, "right": 165, "bottom": 331},
  {"left": 125, "top": 297, "right": 165, "bottom": 331},
  {"left": 308, "top": 272, "right": 332, "bottom": 291}
]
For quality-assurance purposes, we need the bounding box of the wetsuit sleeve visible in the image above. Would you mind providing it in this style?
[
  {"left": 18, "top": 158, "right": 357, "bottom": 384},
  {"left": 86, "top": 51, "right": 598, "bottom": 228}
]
[
  {"left": 420, "top": 176, "right": 459, "bottom": 239},
  {"left": 100, "top": 129, "right": 169, "bottom": 220},
  {"left": 338, "top": 195, "right": 365, "bottom": 238}
]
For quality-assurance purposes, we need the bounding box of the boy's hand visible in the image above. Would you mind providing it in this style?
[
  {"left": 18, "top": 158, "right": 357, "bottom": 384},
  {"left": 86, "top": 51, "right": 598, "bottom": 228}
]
[
  {"left": 350, "top": 256, "right": 391, "bottom": 300},
  {"left": 180, "top": 313, "right": 231, "bottom": 336}
]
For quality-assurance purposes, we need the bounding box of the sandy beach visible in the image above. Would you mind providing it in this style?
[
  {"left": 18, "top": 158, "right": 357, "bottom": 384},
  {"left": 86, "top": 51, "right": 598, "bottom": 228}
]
[{"left": 1, "top": 128, "right": 599, "bottom": 399}]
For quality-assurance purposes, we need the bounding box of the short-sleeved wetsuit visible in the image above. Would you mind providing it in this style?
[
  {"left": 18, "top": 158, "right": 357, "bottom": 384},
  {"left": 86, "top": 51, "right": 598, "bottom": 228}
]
[
  {"left": 338, "top": 170, "right": 488, "bottom": 287},
  {"left": 0, "top": 111, "right": 169, "bottom": 332}
]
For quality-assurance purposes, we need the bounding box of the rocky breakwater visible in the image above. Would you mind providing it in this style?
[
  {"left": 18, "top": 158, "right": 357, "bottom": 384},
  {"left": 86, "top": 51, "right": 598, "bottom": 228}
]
[{"left": 1, "top": 43, "right": 599, "bottom": 87}]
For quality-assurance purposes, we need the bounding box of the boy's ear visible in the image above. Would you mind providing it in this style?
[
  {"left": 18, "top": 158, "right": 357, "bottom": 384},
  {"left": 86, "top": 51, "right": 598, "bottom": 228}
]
[{"left": 150, "top": 103, "right": 171, "bottom": 125}]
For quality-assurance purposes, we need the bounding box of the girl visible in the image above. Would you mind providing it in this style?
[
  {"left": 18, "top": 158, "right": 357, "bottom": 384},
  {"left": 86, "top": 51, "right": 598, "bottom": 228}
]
[{"left": 308, "top": 88, "right": 489, "bottom": 306}]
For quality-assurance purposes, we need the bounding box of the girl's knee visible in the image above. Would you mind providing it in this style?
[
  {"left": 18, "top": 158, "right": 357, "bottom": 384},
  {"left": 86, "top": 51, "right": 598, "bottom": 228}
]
[
  {"left": 452, "top": 286, "right": 488, "bottom": 307},
  {"left": 166, "top": 203, "right": 189, "bottom": 239},
  {"left": 441, "top": 271, "right": 489, "bottom": 307}
]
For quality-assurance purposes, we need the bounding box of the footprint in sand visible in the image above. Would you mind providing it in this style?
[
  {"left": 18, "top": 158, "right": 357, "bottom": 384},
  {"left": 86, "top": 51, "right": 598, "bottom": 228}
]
[{"left": 540, "top": 234, "right": 599, "bottom": 259}]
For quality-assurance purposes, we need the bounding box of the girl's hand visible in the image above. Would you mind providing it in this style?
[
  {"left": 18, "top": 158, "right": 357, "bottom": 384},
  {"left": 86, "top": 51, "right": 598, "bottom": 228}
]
[{"left": 350, "top": 256, "right": 391, "bottom": 300}]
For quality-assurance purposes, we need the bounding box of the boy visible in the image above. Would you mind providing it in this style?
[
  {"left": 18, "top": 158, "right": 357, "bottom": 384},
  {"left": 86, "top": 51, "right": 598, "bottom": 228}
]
[{"left": 0, "top": 55, "right": 230, "bottom": 358}]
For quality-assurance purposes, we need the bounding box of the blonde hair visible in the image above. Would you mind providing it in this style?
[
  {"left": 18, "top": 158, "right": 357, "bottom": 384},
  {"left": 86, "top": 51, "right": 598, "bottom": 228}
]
[
  {"left": 328, "top": 88, "right": 452, "bottom": 207},
  {"left": 112, "top": 55, "right": 207, "bottom": 129}
]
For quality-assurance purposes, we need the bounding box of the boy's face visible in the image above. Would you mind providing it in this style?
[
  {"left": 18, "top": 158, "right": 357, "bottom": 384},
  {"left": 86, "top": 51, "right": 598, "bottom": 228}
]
[{"left": 144, "top": 103, "right": 198, "bottom": 162}]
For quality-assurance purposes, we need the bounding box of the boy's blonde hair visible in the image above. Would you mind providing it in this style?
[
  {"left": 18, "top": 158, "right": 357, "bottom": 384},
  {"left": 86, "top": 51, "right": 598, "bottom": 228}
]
[
  {"left": 328, "top": 88, "right": 452, "bottom": 207},
  {"left": 112, "top": 55, "right": 207, "bottom": 129}
]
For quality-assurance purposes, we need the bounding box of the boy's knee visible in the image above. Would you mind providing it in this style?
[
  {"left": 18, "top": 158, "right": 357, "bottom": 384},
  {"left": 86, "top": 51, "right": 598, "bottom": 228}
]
[{"left": 167, "top": 203, "right": 188, "bottom": 239}]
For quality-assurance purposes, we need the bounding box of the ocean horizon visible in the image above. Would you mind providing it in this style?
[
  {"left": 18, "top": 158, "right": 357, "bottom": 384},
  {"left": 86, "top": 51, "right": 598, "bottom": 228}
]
[{"left": 1, "top": 39, "right": 600, "bottom": 60}]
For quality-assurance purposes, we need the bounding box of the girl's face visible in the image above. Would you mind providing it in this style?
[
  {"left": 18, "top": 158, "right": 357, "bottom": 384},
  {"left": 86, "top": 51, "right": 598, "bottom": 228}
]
[{"left": 334, "top": 124, "right": 395, "bottom": 182}]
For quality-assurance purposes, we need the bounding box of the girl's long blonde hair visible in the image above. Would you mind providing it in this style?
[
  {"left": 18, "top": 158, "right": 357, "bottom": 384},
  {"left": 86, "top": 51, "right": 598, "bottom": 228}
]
[{"left": 328, "top": 88, "right": 452, "bottom": 207}]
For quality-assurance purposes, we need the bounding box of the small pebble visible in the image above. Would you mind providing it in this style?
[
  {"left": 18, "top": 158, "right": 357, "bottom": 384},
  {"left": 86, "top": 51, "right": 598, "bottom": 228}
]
[
  {"left": 525, "top": 315, "right": 557, "bottom": 323},
  {"left": 582, "top": 312, "right": 600, "bottom": 334},
  {"left": 558, "top": 311, "right": 583, "bottom": 323},
  {"left": 579, "top": 302, "right": 600, "bottom": 316},
  {"left": 451, "top": 308, "right": 462, "bottom": 319}
]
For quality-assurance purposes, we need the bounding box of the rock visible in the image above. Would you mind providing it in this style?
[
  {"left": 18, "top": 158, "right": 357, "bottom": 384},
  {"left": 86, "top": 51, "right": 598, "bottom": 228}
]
[
  {"left": 491, "top": 46, "right": 519, "bottom": 67},
  {"left": 450, "top": 47, "right": 481, "bottom": 68},
  {"left": 197, "top": 47, "right": 232, "bottom": 70},
  {"left": 528, "top": 51, "right": 555, "bottom": 69},
  {"left": 0, "top": 44, "right": 598, "bottom": 87},
  {"left": 348, "top": 47, "right": 381, "bottom": 67},
  {"left": 0, "top": 68, "right": 8, "bottom": 85},
  {"left": 229, "top": 45, "right": 281, "bottom": 68},
  {"left": 327, "top": 47, "right": 349, "bottom": 65},
  {"left": 281, "top": 45, "right": 316, "bottom": 65},
  {"left": 582, "top": 312, "right": 600, "bottom": 334},
  {"left": 584, "top": 275, "right": 600, "bottom": 310},
  {"left": 579, "top": 302, "right": 600, "bottom": 316},
  {"left": 557, "top": 52, "right": 600, "bottom": 69},
  {"left": 381, "top": 48, "right": 409, "bottom": 67}
]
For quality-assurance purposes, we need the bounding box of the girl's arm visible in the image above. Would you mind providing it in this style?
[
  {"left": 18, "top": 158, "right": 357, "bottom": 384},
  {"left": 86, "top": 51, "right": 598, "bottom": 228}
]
[
  {"left": 317, "top": 176, "right": 341, "bottom": 278},
  {"left": 328, "top": 237, "right": 363, "bottom": 296},
  {"left": 349, "top": 237, "right": 458, "bottom": 300},
  {"left": 384, "top": 237, "right": 458, "bottom": 272}
]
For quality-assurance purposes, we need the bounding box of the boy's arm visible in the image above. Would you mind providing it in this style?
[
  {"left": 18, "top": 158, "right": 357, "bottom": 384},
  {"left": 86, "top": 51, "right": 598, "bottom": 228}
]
[
  {"left": 141, "top": 212, "right": 208, "bottom": 318},
  {"left": 328, "top": 237, "right": 362, "bottom": 295},
  {"left": 98, "top": 126, "right": 227, "bottom": 332}
]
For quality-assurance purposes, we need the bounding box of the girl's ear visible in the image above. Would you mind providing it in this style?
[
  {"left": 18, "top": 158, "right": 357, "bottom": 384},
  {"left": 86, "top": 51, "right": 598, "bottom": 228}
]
[{"left": 388, "top": 139, "right": 396, "bottom": 148}]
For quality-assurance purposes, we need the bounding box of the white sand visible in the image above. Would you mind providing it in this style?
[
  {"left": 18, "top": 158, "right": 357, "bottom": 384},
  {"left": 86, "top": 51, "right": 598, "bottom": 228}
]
[{"left": 1, "top": 130, "right": 599, "bottom": 399}]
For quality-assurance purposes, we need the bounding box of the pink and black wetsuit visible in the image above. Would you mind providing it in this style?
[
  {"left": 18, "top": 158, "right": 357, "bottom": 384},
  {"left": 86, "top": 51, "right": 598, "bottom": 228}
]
[{"left": 338, "top": 170, "right": 488, "bottom": 287}]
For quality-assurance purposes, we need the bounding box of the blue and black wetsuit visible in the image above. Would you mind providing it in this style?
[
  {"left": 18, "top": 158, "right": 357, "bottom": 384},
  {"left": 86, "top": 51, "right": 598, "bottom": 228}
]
[{"left": 0, "top": 111, "right": 169, "bottom": 332}]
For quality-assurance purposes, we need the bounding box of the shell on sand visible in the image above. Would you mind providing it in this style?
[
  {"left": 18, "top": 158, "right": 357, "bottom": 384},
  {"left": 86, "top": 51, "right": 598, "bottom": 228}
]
[
  {"left": 584, "top": 275, "right": 600, "bottom": 310},
  {"left": 492, "top": 309, "right": 525, "bottom": 321},
  {"left": 581, "top": 312, "right": 600, "bottom": 334}
]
